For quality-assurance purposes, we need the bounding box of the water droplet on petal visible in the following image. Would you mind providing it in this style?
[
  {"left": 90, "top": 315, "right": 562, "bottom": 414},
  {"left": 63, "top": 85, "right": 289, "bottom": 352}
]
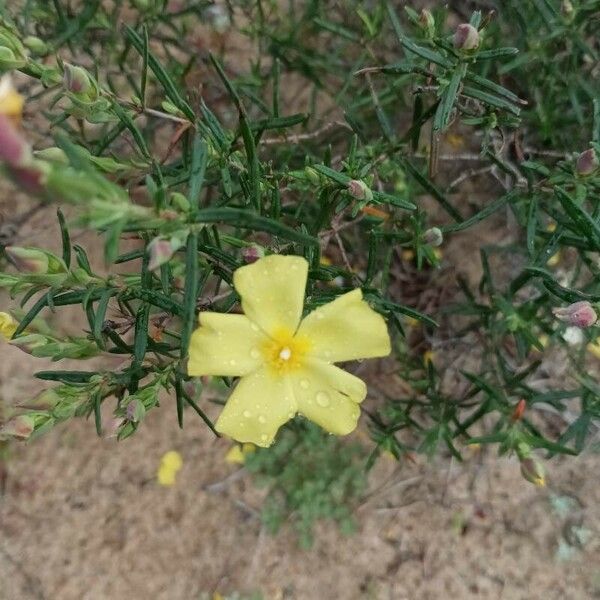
[
  {"left": 229, "top": 359, "right": 237, "bottom": 366},
  {"left": 260, "top": 433, "right": 268, "bottom": 442},
  {"left": 250, "top": 348, "right": 260, "bottom": 359},
  {"left": 243, "top": 410, "right": 252, "bottom": 418},
  {"left": 250, "top": 323, "right": 260, "bottom": 332},
  {"left": 300, "top": 379, "right": 310, "bottom": 390},
  {"left": 258, "top": 415, "right": 267, "bottom": 424},
  {"left": 288, "top": 412, "right": 295, "bottom": 419},
  {"left": 316, "top": 391, "right": 330, "bottom": 407},
  {"left": 316, "top": 313, "right": 325, "bottom": 320}
]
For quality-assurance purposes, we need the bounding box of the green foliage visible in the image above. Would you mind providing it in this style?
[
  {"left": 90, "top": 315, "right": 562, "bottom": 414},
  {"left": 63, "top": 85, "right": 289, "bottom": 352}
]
[
  {"left": 0, "top": 0, "right": 598, "bottom": 490},
  {"left": 245, "top": 422, "right": 368, "bottom": 548}
]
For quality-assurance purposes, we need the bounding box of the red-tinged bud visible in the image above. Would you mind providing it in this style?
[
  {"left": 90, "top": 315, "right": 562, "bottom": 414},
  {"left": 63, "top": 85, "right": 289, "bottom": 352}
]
[
  {"left": 242, "top": 244, "right": 265, "bottom": 264},
  {"left": 422, "top": 227, "right": 443, "bottom": 247},
  {"left": 576, "top": 148, "right": 598, "bottom": 176},
  {"left": 0, "top": 415, "right": 34, "bottom": 439},
  {"left": 5, "top": 246, "right": 49, "bottom": 273},
  {"left": 419, "top": 9, "right": 435, "bottom": 35},
  {"left": 552, "top": 301, "right": 597, "bottom": 328},
  {"left": 511, "top": 399, "right": 526, "bottom": 422},
  {"left": 453, "top": 23, "right": 480, "bottom": 50},
  {"left": 9, "top": 163, "right": 47, "bottom": 195},
  {"left": 347, "top": 179, "right": 373, "bottom": 201},
  {"left": 63, "top": 63, "right": 93, "bottom": 95},
  {"left": 0, "top": 114, "right": 31, "bottom": 167},
  {"left": 147, "top": 238, "right": 176, "bottom": 271},
  {"left": 520, "top": 457, "right": 546, "bottom": 487}
]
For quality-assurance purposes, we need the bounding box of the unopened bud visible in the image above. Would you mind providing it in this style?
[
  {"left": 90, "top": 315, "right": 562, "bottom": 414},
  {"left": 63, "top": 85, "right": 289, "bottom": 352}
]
[
  {"left": 304, "top": 166, "right": 321, "bottom": 185},
  {"left": 35, "top": 146, "right": 68, "bottom": 163},
  {"left": 147, "top": 238, "right": 177, "bottom": 271},
  {"left": 0, "top": 311, "right": 17, "bottom": 339},
  {"left": 0, "top": 46, "right": 26, "bottom": 70},
  {"left": 126, "top": 398, "right": 145, "bottom": 423},
  {"left": 552, "top": 301, "right": 597, "bottom": 328},
  {"left": 419, "top": 9, "right": 435, "bottom": 35},
  {"left": 561, "top": 0, "right": 574, "bottom": 16},
  {"left": 23, "top": 36, "right": 48, "bottom": 54},
  {"left": 520, "top": 457, "right": 546, "bottom": 487},
  {"left": 0, "top": 114, "right": 31, "bottom": 167},
  {"left": 242, "top": 244, "right": 265, "bottom": 264},
  {"left": 5, "top": 246, "right": 49, "bottom": 273},
  {"left": 422, "top": 227, "right": 443, "bottom": 247},
  {"left": 9, "top": 163, "right": 48, "bottom": 195},
  {"left": 347, "top": 179, "right": 373, "bottom": 202},
  {"left": 63, "top": 63, "right": 93, "bottom": 95},
  {"left": 0, "top": 415, "right": 34, "bottom": 439},
  {"left": 511, "top": 399, "right": 526, "bottom": 422},
  {"left": 576, "top": 148, "right": 598, "bottom": 176},
  {"left": 453, "top": 23, "right": 480, "bottom": 50},
  {"left": 170, "top": 191, "right": 190, "bottom": 212}
]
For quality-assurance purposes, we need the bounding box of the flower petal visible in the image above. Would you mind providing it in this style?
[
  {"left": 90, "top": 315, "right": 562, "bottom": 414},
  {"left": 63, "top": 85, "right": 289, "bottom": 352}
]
[
  {"left": 188, "top": 312, "right": 267, "bottom": 377},
  {"left": 297, "top": 289, "right": 391, "bottom": 362},
  {"left": 215, "top": 368, "right": 296, "bottom": 447},
  {"left": 289, "top": 359, "right": 366, "bottom": 435},
  {"left": 233, "top": 254, "right": 308, "bottom": 336}
]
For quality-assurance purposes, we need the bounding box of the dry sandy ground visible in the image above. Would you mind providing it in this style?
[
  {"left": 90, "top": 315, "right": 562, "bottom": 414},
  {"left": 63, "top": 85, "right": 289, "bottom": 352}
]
[{"left": 1, "top": 389, "right": 600, "bottom": 600}]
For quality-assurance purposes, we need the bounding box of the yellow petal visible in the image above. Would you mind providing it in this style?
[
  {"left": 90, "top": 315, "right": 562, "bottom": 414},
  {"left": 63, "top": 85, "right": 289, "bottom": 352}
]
[
  {"left": 297, "top": 289, "right": 390, "bottom": 362},
  {"left": 225, "top": 445, "right": 246, "bottom": 464},
  {"left": 289, "top": 358, "right": 366, "bottom": 435},
  {"left": 215, "top": 368, "right": 296, "bottom": 447},
  {"left": 233, "top": 254, "right": 308, "bottom": 337},
  {"left": 157, "top": 465, "right": 177, "bottom": 486},
  {"left": 161, "top": 450, "right": 183, "bottom": 471},
  {"left": 188, "top": 312, "right": 268, "bottom": 377},
  {"left": 0, "top": 312, "right": 17, "bottom": 340}
]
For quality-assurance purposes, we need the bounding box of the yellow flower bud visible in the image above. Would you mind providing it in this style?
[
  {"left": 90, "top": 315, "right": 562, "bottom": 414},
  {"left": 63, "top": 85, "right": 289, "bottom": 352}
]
[{"left": 0, "top": 312, "right": 17, "bottom": 340}]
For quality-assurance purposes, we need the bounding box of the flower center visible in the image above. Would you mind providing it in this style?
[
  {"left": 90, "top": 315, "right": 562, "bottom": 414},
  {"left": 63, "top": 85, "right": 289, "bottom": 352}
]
[{"left": 262, "top": 327, "right": 311, "bottom": 375}]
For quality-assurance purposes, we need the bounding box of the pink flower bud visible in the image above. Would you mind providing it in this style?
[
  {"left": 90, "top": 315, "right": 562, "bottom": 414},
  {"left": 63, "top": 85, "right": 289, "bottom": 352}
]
[
  {"left": 9, "top": 163, "right": 47, "bottom": 195},
  {"left": 242, "top": 244, "right": 265, "bottom": 264},
  {"left": 453, "top": 23, "right": 480, "bottom": 50},
  {"left": 148, "top": 238, "right": 176, "bottom": 271},
  {"left": 0, "top": 114, "right": 31, "bottom": 167},
  {"left": 347, "top": 179, "right": 373, "bottom": 201},
  {"left": 520, "top": 457, "right": 546, "bottom": 487},
  {"left": 552, "top": 301, "right": 597, "bottom": 328},
  {"left": 5, "top": 246, "right": 49, "bottom": 273},
  {"left": 0, "top": 415, "right": 34, "bottom": 439},
  {"left": 63, "top": 63, "right": 93, "bottom": 95},
  {"left": 576, "top": 148, "right": 598, "bottom": 176}
]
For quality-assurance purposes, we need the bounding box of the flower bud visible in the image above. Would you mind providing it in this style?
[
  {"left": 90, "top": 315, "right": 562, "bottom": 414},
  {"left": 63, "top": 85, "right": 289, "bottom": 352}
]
[
  {"left": 241, "top": 244, "right": 265, "bottom": 264},
  {"left": 453, "top": 23, "right": 480, "bottom": 50},
  {"left": 0, "top": 415, "right": 34, "bottom": 439},
  {"left": 23, "top": 36, "right": 48, "bottom": 54},
  {"left": 0, "top": 46, "right": 26, "bottom": 69},
  {"left": 576, "top": 148, "right": 598, "bottom": 176},
  {"left": 35, "top": 146, "right": 68, "bottom": 163},
  {"left": 561, "top": 0, "right": 574, "bottom": 16},
  {"left": 552, "top": 301, "right": 597, "bottom": 328},
  {"left": 63, "top": 63, "right": 93, "bottom": 95},
  {"left": 422, "top": 227, "right": 443, "bottom": 247},
  {"left": 419, "top": 9, "right": 435, "bottom": 36},
  {"left": 147, "top": 238, "right": 177, "bottom": 271},
  {"left": 9, "top": 163, "right": 48, "bottom": 195},
  {"left": 170, "top": 191, "right": 190, "bottom": 212},
  {"left": 0, "top": 114, "right": 31, "bottom": 167},
  {"left": 520, "top": 457, "right": 546, "bottom": 487},
  {"left": 126, "top": 398, "right": 145, "bottom": 423},
  {"left": 304, "top": 166, "right": 321, "bottom": 185},
  {"left": 0, "top": 311, "right": 17, "bottom": 339},
  {"left": 347, "top": 179, "right": 373, "bottom": 202}
]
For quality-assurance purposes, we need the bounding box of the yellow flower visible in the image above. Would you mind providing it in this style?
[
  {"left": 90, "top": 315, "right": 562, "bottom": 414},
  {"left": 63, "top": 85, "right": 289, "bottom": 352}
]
[
  {"left": 0, "top": 75, "right": 24, "bottom": 122},
  {"left": 0, "top": 312, "right": 17, "bottom": 340},
  {"left": 188, "top": 255, "right": 391, "bottom": 447},
  {"left": 225, "top": 442, "right": 256, "bottom": 464},
  {"left": 157, "top": 450, "right": 183, "bottom": 486},
  {"left": 587, "top": 339, "right": 600, "bottom": 359}
]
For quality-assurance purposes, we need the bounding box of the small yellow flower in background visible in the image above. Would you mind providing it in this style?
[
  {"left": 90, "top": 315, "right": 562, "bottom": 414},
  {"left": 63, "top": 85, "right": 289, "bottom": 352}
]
[
  {"left": 225, "top": 443, "right": 256, "bottom": 465},
  {"left": 423, "top": 350, "right": 435, "bottom": 365},
  {"left": 401, "top": 249, "right": 415, "bottom": 261},
  {"left": 587, "top": 339, "right": 600, "bottom": 360},
  {"left": 0, "top": 75, "right": 24, "bottom": 123},
  {"left": 157, "top": 450, "right": 183, "bottom": 486},
  {"left": 547, "top": 250, "right": 561, "bottom": 267},
  {"left": 405, "top": 316, "right": 420, "bottom": 328},
  {"left": 188, "top": 255, "right": 391, "bottom": 447},
  {"left": 0, "top": 312, "right": 17, "bottom": 340}
]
